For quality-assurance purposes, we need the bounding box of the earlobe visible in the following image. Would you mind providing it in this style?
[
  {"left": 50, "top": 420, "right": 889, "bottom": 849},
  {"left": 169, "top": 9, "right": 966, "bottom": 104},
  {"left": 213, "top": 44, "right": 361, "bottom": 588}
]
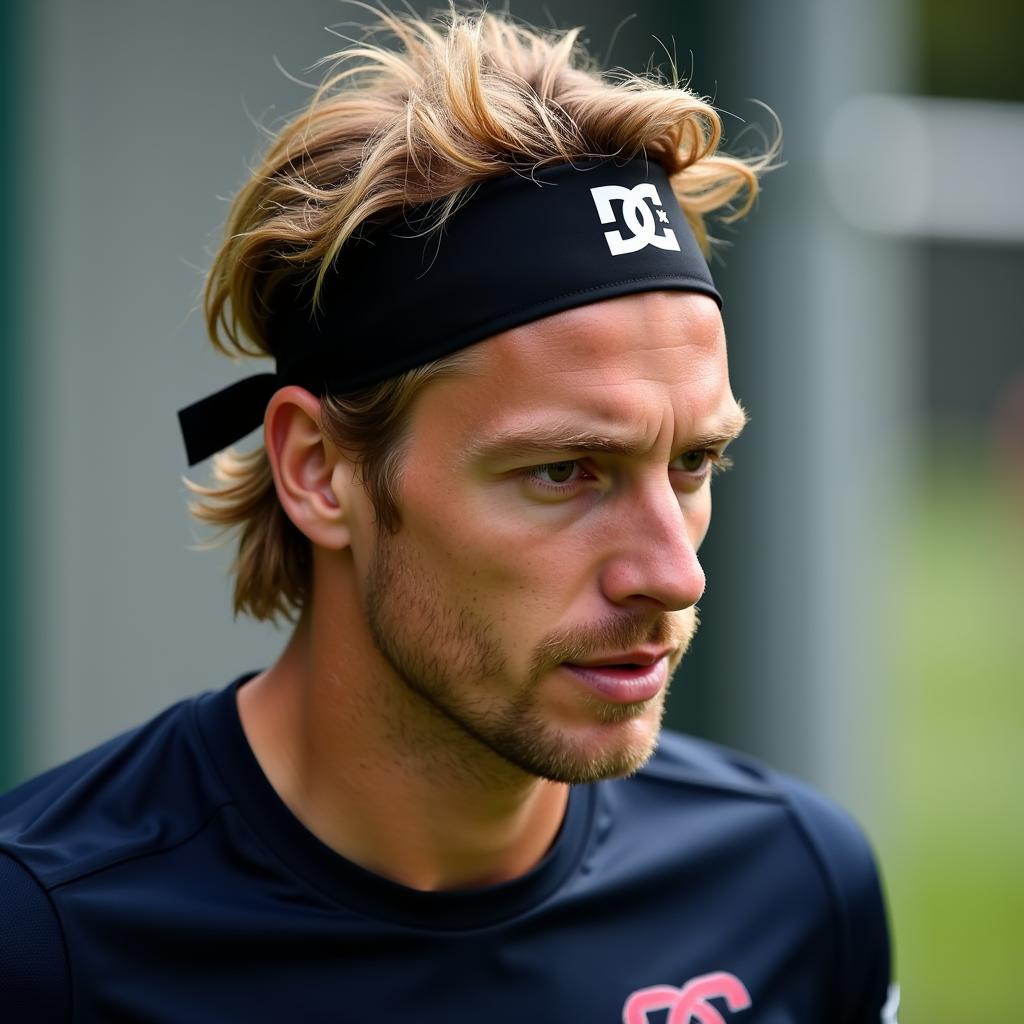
[{"left": 264, "top": 386, "right": 354, "bottom": 550}]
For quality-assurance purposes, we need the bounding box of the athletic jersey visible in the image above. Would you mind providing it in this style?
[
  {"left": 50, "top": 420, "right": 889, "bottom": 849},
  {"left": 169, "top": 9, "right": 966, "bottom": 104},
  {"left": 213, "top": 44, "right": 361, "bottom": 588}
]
[{"left": 0, "top": 674, "right": 895, "bottom": 1023}]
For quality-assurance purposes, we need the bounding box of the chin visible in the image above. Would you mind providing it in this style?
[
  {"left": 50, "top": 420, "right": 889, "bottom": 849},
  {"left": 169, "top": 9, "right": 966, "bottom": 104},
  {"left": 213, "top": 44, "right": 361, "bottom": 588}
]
[
  {"left": 510, "top": 713, "right": 664, "bottom": 785},
  {"left": 532, "top": 742, "right": 658, "bottom": 785}
]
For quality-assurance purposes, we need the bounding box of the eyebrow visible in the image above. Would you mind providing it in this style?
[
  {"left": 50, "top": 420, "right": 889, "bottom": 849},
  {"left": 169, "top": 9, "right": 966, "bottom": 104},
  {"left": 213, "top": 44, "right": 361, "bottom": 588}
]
[{"left": 465, "top": 406, "right": 749, "bottom": 464}]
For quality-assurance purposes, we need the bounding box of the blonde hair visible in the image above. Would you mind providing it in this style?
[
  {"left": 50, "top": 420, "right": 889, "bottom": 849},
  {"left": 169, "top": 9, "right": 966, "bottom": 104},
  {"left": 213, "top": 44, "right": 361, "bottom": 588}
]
[{"left": 189, "top": 5, "right": 773, "bottom": 623}]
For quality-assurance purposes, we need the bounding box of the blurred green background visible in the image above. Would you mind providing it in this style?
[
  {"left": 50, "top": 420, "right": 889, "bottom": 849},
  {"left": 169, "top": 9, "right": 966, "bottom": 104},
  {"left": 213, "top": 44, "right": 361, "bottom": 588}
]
[
  {"left": 881, "top": 3, "right": 1024, "bottom": 1017},
  {"left": 2, "top": 1, "right": 1021, "bottom": 1020},
  {"left": 890, "top": 443, "right": 1023, "bottom": 1019}
]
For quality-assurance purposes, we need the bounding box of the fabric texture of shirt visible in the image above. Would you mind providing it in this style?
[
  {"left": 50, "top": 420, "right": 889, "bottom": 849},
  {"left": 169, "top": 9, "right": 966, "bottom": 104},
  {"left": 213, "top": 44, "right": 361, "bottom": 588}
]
[{"left": 0, "top": 675, "right": 893, "bottom": 1023}]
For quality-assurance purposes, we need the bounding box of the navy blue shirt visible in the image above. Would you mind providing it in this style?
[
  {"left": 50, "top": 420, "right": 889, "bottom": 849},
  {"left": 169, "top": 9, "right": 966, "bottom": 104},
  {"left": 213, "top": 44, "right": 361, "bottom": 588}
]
[{"left": 0, "top": 675, "right": 893, "bottom": 1022}]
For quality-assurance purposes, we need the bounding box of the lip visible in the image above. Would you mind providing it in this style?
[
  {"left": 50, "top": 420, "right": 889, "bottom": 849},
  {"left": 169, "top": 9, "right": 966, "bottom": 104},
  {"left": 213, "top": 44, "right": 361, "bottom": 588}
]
[
  {"left": 568, "top": 647, "right": 672, "bottom": 669},
  {"left": 560, "top": 656, "right": 669, "bottom": 704}
]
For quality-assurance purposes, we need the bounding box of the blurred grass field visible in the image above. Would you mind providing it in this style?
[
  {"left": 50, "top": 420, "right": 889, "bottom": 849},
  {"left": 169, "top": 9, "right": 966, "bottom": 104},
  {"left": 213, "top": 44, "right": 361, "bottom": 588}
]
[{"left": 883, "top": 443, "right": 1024, "bottom": 1021}]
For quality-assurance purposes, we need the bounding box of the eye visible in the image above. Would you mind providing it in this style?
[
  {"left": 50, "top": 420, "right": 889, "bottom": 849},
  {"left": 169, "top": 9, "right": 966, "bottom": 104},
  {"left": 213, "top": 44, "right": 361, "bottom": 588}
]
[
  {"left": 670, "top": 449, "right": 733, "bottom": 478},
  {"left": 529, "top": 460, "right": 582, "bottom": 486},
  {"left": 676, "top": 450, "right": 710, "bottom": 473}
]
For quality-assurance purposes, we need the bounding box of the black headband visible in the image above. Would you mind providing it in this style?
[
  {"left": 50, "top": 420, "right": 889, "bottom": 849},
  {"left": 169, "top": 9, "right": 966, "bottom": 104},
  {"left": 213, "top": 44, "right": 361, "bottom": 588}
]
[{"left": 178, "top": 158, "right": 720, "bottom": 466}]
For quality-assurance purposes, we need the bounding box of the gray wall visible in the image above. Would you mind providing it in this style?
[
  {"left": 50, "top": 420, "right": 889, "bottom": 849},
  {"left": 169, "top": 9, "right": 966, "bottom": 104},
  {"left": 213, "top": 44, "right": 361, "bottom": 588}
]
[{"left": 19, "top": 0, "right": 355, "bottom": 771}]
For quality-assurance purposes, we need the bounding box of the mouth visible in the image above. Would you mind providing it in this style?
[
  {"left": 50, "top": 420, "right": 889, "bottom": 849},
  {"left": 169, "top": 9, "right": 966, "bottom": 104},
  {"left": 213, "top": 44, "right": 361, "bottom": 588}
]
[
  {"left": 566, "top": 647, "right": 673, "bottom": 669},
  {"left": 560, "top": 653, "right": 670, "bottom": 704}
]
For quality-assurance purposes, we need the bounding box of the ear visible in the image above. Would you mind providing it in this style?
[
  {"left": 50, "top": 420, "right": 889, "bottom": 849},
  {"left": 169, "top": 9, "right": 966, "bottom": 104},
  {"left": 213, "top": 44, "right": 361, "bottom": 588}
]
[{"left": 264, "top": 386, "right": 355, "bottom": 550}]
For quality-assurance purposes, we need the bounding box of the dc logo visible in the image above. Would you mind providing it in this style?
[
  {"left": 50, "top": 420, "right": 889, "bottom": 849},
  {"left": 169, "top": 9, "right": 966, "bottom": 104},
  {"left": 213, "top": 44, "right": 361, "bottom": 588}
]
[
  {"left": 623, "top": 971, "right": 752, "bottom": 1024},
  {"left": 590, "top": 183, "right": 681, "bottom": 256}
]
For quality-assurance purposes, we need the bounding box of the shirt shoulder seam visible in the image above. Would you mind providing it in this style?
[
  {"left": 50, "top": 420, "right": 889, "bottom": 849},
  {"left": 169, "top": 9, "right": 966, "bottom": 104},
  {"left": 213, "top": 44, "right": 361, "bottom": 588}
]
[{"left": 44, "top": 798, "right": 234, "bottom": 895}]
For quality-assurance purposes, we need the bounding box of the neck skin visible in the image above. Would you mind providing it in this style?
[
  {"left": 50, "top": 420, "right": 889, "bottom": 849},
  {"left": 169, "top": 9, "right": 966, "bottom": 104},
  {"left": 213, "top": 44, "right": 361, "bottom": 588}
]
[{"left": 237, "top": 557, "right": 569, "bottom": 893}]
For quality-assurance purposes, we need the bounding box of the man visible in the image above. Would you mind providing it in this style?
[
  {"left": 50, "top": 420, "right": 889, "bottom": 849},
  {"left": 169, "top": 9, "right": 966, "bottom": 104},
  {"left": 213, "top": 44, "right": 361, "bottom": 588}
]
[{"left": 1, "top": 9, "right": 896, "bottom": 1022}]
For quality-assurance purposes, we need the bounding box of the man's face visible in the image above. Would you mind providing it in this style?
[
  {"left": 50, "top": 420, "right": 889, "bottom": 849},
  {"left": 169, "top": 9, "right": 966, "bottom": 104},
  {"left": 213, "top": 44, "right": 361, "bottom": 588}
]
[{"left": 358, "top": 291, "right": 745, "bottom": 784}]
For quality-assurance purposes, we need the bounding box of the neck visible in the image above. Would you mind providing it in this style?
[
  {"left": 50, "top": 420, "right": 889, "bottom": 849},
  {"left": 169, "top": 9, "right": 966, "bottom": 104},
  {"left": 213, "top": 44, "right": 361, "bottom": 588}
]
[{"left": 238, "top": 599, "right": 569, "bottom": 892}]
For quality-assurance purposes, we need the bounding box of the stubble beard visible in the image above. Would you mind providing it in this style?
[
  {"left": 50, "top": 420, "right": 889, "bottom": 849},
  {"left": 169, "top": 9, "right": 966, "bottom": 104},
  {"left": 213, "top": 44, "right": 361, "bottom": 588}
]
[{"left": 363, "top": 529, "right": 698, "bottom": 785}]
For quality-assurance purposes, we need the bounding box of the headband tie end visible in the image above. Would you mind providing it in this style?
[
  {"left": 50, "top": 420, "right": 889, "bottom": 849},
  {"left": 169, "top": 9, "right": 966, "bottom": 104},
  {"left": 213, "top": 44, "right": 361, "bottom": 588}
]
[{"left": 177, "top": 373, "right": 279, "bottom": 467}]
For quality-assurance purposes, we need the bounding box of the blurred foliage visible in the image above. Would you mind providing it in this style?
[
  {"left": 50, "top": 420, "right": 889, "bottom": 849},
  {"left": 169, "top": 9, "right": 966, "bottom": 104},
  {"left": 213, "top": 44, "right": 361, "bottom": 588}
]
[
  {"left": 884, "top": 441, "right": 1024, "bottom": 1022},
  {"left": 919, "top": 0, "right": 1024, "bottom": 100}
]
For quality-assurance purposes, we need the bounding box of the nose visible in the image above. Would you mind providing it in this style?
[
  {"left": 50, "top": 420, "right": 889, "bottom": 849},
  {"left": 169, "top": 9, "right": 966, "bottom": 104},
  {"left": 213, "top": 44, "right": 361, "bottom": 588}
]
[{"left": 598, "top": 483, "right": 707, "bottom": 612}]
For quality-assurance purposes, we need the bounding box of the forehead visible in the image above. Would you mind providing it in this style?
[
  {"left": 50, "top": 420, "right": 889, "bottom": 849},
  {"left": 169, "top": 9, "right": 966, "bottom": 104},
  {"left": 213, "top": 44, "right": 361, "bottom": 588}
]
[{"left": 415, "top": 291, "right": 733, "bottom": 443}]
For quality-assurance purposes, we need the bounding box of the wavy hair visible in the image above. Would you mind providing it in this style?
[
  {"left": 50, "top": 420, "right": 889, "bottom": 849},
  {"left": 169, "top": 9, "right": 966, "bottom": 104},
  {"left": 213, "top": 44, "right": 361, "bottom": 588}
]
[{"left": 188, "top": 5, "right": 774, "bottom": 623}]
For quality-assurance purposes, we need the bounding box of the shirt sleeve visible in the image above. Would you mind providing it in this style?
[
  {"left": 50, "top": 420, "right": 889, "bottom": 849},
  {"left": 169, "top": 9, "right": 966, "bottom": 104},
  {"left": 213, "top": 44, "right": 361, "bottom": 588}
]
[
  {"left": 0, "top": 850, "right": 71, "bottom": 1022},
  {"left": 782, "top": 778, "right": 895, "bottom": 1023}
]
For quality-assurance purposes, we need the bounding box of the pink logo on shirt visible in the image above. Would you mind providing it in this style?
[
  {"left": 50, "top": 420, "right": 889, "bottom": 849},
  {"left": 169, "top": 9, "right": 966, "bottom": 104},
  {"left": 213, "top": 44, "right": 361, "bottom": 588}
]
[{"left": 623, "top": 971, "right": 752, "bottom": 1024}]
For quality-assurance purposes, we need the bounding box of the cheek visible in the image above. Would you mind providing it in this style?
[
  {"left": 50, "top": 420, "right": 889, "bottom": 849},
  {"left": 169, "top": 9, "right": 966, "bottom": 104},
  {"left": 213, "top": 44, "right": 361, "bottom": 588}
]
[
  {"left": 402, "top": 463, "right": 561, "bottom": 577},
  {"left": 421, "top": 520, "right": 572, "bottom": 601},
  {"left": 402, "top": 496, "right": 592, "bottom": 628}
]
